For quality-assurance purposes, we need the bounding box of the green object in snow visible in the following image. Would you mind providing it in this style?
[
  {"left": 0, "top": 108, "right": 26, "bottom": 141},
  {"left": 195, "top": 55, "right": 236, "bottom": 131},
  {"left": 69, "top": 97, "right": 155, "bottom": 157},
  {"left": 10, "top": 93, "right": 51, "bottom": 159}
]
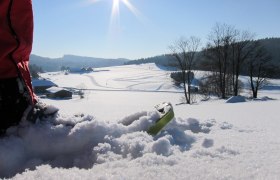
[{"left": 147, "top": 102, "right": 175, "bottom": 136}]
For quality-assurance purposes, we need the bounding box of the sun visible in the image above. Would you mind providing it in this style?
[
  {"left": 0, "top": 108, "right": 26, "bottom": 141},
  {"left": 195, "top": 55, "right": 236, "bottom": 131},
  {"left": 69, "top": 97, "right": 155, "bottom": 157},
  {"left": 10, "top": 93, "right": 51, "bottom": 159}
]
[
  {"left": 86, "top": 0, "right": 143, "bottom": 39},
  {"left": 87, "top": 0, "right": 140, "bottom": 21},
  {"left": 111, "top": 0, "right": 120, "bottom": 18},
  {"left": 111, "top": 0, "right": 140, "bottom": 18},
  {"left": 113, "top": 0, "right": 120, "bottom": 4}
]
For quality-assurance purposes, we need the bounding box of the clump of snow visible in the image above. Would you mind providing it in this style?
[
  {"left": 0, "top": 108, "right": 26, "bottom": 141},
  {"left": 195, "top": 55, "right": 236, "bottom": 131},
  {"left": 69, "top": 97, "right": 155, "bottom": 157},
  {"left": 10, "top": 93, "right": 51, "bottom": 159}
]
[
  {"left": 216, "top": 146, "right": 240, "bottom": 156},
  {"left": 226, "top": 95, "right": 246, "bottom": 103},
  {"left": 260, "top": 96, "right": 275, "bottom": 101},
  {"left": 166, "top": 117, "right": 215, "bottom": 134},
  {"left": 117, "top": 111, "right": 148, "bottom": 126},
  {"left": 252, "top": 96, "right": 276, "bottom": 101},
  {"left": 42, "top": 104, "right": 59, "bottom": 115},
  {"left": 202, "top": 138, "right": 214, "bottom": 148},
  {"left": 0, "top": 110, "right": 207, "bottom": 178},
  {"left": 220, "top": 122, "right": 233, "bottom": 130}
]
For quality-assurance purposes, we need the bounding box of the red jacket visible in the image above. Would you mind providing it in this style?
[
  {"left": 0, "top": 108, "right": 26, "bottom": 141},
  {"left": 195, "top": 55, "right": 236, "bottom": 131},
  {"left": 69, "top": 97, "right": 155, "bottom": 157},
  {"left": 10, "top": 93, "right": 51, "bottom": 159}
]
[{"left": 0, "top": 0, "right": 36, "bottom": 105}]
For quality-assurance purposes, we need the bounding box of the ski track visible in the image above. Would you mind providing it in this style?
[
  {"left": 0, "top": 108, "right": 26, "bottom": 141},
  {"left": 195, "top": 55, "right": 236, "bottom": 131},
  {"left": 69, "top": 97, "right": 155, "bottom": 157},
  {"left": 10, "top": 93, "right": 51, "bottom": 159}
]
[{"left": 79, "top": 69, "right": 176, "bottom": 92}]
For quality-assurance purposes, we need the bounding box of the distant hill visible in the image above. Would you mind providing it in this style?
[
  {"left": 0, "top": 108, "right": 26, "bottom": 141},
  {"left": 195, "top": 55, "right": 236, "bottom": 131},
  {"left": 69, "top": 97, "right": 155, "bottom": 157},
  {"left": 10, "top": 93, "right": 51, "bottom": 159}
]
[
  {"left": 30, "top": 54, "right": 129, "bottom": 72},
  {"left": 258, "top": 38, "right": 280, "bottom": 66},
  {"left": 125, "top": 55, "right": 174, "bottom": 66},
  {"left": 30, "top": 38, "right": 280, "bottom": 74},
  {"left": 125, "top": 38, "right": 280, "bottom": 69}
]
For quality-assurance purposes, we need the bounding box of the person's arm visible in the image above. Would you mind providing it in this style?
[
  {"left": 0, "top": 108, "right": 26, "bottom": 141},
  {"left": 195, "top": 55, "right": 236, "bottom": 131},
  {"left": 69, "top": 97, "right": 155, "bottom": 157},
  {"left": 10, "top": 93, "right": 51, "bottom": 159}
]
[{"left": 0, "top": 0, "right": 36, "bottom": 105}]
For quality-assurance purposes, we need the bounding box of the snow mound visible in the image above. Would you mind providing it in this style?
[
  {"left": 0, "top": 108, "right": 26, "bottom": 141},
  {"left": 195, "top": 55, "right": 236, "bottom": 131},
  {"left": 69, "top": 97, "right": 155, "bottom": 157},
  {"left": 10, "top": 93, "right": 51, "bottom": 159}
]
[
  {"left": 226, "top": 95, "right": 246, "bottom": 103},
  {"left": 252, "top": 96, "right": 276, "bottom": 101},
  {"left": 220, "top": 122, "right": 233, "bottom": 130},
  {"left": 0, "top": 112, "right": 212, "bottom": 178}
]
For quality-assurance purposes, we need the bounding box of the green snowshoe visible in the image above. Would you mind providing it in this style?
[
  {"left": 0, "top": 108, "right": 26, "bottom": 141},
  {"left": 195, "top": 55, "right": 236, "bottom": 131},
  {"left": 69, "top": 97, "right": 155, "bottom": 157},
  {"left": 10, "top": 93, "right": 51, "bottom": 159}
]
[{"left": 147, "top": 102, "right": 174, "bottom": 135}]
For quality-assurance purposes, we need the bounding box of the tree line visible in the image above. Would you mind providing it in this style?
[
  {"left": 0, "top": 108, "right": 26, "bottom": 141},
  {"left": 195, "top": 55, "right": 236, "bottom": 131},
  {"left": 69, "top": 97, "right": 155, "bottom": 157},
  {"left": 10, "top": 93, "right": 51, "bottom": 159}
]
[
  {"left": 29, "top": 64, "right": 43, "bottom": 79},
  {"left": 169, "top": 23, "right": 278, "bottom": 104}
]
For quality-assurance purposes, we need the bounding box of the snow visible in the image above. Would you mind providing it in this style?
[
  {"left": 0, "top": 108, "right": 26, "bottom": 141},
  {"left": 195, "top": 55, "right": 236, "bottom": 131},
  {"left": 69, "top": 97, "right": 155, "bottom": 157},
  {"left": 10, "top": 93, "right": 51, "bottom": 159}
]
[
  {"left": 225, "top": 95, "right": 246, "bottom": 103},
  {"left": 32, "top": 79, "right": 57, "bottom": 87},
  {"left": 1, "top": 63, "right": 280, "bottom": 179},
  {"left": 45, "top": 86, "right": 65, "bottom": 93}
]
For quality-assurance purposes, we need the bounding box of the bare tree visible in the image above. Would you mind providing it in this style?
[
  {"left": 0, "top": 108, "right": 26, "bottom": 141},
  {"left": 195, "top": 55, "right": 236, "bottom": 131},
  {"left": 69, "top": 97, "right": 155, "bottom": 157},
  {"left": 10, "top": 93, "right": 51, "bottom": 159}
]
[
  {"left": 231, "top": 30, "right": 256, "bottom": 96},
  {"left": 204, "top": 23, "right": 237, "bottom": 98},
  {"left": 247, "top": 42, "right": 272, "bottom": 98},
  {"left": 169, "top": 36, "right": 201, "bottom": 104}
]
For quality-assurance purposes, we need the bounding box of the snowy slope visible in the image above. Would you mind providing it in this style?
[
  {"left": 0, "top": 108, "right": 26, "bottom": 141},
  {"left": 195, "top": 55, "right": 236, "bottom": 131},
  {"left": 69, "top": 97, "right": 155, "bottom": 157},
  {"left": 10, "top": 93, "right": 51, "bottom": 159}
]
[{"left": 1, "top": 63, "right": 280, "bottom": 179}]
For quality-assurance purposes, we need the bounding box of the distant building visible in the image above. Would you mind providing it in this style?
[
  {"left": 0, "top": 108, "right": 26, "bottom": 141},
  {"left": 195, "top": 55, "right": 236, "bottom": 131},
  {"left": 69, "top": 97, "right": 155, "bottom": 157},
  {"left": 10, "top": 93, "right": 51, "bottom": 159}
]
[
  {"left": 32, "top": 79, "right": 57, "bottom": 94},
  {"left": 70, "top": 67, "right": 94, "bottom": 73},
  {"left": 85, "top": 67, "right": 94, "bottom": 72},
  {"left": 46, "top": 87, "right": 72, "bottom": 99}
]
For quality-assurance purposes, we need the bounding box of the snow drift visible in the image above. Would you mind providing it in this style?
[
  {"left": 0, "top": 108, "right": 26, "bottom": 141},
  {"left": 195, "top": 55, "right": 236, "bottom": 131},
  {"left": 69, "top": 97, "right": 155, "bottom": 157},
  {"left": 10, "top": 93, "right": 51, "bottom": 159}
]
[
  {"left": 226, "top": 95, "right": 246, "bottom": 103},
  {"left": 0, "top": 111, "right": 213, "bottom": 178}
]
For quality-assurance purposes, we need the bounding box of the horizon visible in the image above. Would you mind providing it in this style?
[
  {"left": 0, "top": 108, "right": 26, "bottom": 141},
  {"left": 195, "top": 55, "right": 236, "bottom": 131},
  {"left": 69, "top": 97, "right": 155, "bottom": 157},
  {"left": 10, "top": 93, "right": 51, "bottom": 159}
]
[
  {"left": 32, "top": 0, "right": 280, "bottom": 59},
  {"left": 31, "top": 36, "right": 280, "bottom": 60}
]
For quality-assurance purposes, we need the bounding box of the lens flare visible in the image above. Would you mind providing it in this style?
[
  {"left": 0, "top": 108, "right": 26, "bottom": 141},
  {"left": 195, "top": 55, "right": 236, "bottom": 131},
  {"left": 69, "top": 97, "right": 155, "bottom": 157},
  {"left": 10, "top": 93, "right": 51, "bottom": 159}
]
[
  {"left": 86, "top": 0, "right": 144, "bottom": 40},
  {"left": 121, "top": 0, "right": 141, "bottom": 18}
]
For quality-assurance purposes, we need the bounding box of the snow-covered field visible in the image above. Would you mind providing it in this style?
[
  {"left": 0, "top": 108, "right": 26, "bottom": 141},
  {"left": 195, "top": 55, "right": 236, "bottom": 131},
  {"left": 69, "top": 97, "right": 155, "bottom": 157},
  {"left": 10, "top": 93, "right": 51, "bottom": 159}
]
[{"left": 1, "top": 63, "right": 280, "bottom": 179}]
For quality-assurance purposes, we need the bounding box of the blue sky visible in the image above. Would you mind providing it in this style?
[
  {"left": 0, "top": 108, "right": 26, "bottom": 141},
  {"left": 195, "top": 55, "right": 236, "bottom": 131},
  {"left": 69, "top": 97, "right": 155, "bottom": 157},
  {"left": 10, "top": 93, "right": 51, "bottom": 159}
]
[{"left": 32, "top": 0, "right": 280, "bottom": 59}]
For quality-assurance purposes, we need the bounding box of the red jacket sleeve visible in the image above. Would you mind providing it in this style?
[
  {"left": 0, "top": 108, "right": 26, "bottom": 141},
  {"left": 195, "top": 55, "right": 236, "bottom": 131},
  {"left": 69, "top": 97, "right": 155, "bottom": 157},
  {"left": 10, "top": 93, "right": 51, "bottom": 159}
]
[{"left": 0, "top": 0, "right": 37, "bottom": 105}]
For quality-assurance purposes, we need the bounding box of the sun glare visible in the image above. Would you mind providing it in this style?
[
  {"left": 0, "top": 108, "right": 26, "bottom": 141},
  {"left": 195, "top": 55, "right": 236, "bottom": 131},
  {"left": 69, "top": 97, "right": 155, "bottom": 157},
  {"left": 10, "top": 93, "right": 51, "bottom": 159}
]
[
  {"left": 111, "top": 0, "right": 141, "bottom": 20},
  {"left": 87, "top": 0, "right": 141, "bottom": 24},
  {"left": 86, "top": 0, "right": 144, "bottom": 39},
  {"left": 111, "top": 0, "right": 120, "bottom": 18}
]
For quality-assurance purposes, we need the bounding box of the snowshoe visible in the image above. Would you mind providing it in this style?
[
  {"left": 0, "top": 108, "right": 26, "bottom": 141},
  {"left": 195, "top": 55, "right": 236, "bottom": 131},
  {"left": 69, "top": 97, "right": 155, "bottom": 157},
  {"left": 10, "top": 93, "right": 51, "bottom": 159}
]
[
  {"left": 118, "top": 102, "right": 175, "bottom": 136},
  {"left": 24, "top": 102, "right": 59, "bottom": 123},
  {"left": 147, "top": 102, "right": 174, "bottom": 135}
]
